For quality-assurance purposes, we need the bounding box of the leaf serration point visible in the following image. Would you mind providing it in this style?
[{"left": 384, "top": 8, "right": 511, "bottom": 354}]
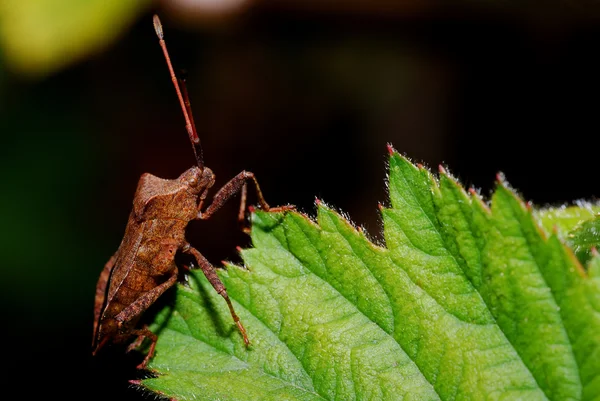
[
  {"left": 495, "top": 172, "right": 507, "bottom": 185},
  {"left": 386, "top": 143, "right": 396, "bottom": 155},
  {"left": 526, "top": 201, "right": 533, "bottom": 212}
]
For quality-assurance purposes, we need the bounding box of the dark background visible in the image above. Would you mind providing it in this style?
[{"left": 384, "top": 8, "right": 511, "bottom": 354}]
[{"left": 1, "top": 1, "right": 598, "bottom": 399}]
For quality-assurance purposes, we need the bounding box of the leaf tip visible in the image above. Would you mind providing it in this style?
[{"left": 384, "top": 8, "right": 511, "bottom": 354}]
[
  {"left": 526, "top": 201, "right": 534, "bottom": 212},
  {"left": 386, "top": 143, "right": 396, "bottom": 156},
  {"left": 495, "top": 172, "right": 507, "bottom": 185},
  {"left": 248, "top": 205, "right": 256, "bottom": 213},
  {"left": 469, "top": 187, "right": 484, "bottom": 200},
  {"left": 438, "top": 164, "right": 447, "bottom": 174},
  {"left": 315, "top": 197, "right": 321, "bottom": 206}
]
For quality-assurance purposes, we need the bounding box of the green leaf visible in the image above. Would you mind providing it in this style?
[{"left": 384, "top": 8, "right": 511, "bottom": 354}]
[
  {"left": 534, "top": 203, "right": 600, "bottom": 265},
  {"left": 138, "top": 147, "right": 600, "bottom": 400},
  {"left": 535, "top": 203, "right": 600, "bottom": 238},
  {"left": 565, "top": 217, "right": 600, "bottom": 265},
  {"left": 0, "top": 0, "right": 149, "bottom": 77}
]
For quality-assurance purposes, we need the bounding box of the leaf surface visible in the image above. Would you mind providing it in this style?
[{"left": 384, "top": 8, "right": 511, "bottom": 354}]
[{"left": 140, "top": 148, "right": 600, "bottom": 401}]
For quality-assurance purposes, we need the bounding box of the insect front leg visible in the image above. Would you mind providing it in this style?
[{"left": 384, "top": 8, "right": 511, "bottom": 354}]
[
  {"left": 182, "top": 242, "right": 249, "bottom": 346},
  {"left": 198, "top": 170, "right": 294, "bottom": 232},
  {"left": 93, "top": 253, "right": 117, "bottom": 344}
]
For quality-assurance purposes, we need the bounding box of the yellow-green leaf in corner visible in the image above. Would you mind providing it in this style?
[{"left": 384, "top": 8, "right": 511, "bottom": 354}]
[{"left": 0, "top": 0, "right": 149, "bottom": 78}]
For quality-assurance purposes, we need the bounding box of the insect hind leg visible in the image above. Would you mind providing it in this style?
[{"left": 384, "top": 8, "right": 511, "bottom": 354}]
[{"left": 127, "top": 326, "right": 158, "bottom": 369}]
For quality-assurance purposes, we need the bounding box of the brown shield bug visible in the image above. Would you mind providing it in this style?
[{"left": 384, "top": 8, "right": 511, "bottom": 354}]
[{"left": 92, "top": 14, "right": 293, "bottom": 369}]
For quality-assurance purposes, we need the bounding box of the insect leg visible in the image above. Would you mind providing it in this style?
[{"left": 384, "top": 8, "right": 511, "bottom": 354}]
[
  {"left": 114, "top": 271, "right": 178, "bottom": 327},
  {"left": 182, "top": 243, "right": 250, "bottom": 346},
  {"left": 93, "top": 253, "right": 117, "bottom": 346},
  {"left": 128, "top": 325, "right": 158, "bottom": 369},
  {"left": 198, "top": 170, "right": 294, "bottom": 231},
  {"left": 237, "top": 182, "right": 248, "bottom": 231}
]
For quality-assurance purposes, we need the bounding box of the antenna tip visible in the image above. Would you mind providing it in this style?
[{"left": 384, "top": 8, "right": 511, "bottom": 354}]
[{"left": 153, "top": 15, "right": 164, "bottom": 40}]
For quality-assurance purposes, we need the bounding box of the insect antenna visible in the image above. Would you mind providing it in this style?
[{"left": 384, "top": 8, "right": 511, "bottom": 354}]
[
  {"left": 153, "top": 14, "right": 204, "bottom": 169},
  {"left": 179, "top": 73, "right": 202, "bottom": 163}
]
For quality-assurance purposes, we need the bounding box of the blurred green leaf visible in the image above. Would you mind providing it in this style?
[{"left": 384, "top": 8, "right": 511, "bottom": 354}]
[
  {"left": 136, "top": 147, "right": 599, "bottom": 400},
  {"left": 0, "top": 0, "right": 149, "bottom": 77},
  {"left": 536, "top": 203, "right": 600, "bottom": 237},
  {"left": 535, "top": 204, "right": 600, "bottom": 265},
  {"left": 566, "top": 217, "right": 600, "bottom": 265}
]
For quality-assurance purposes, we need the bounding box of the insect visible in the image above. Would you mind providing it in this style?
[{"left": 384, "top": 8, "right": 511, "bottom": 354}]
[{"left": 92, "top": 14, "right": 293, "bottom": 369}]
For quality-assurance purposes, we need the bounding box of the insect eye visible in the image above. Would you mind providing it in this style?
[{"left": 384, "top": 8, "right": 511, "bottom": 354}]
[{"left": 188, "top": 177, "right": 198, "bottom": 187}]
